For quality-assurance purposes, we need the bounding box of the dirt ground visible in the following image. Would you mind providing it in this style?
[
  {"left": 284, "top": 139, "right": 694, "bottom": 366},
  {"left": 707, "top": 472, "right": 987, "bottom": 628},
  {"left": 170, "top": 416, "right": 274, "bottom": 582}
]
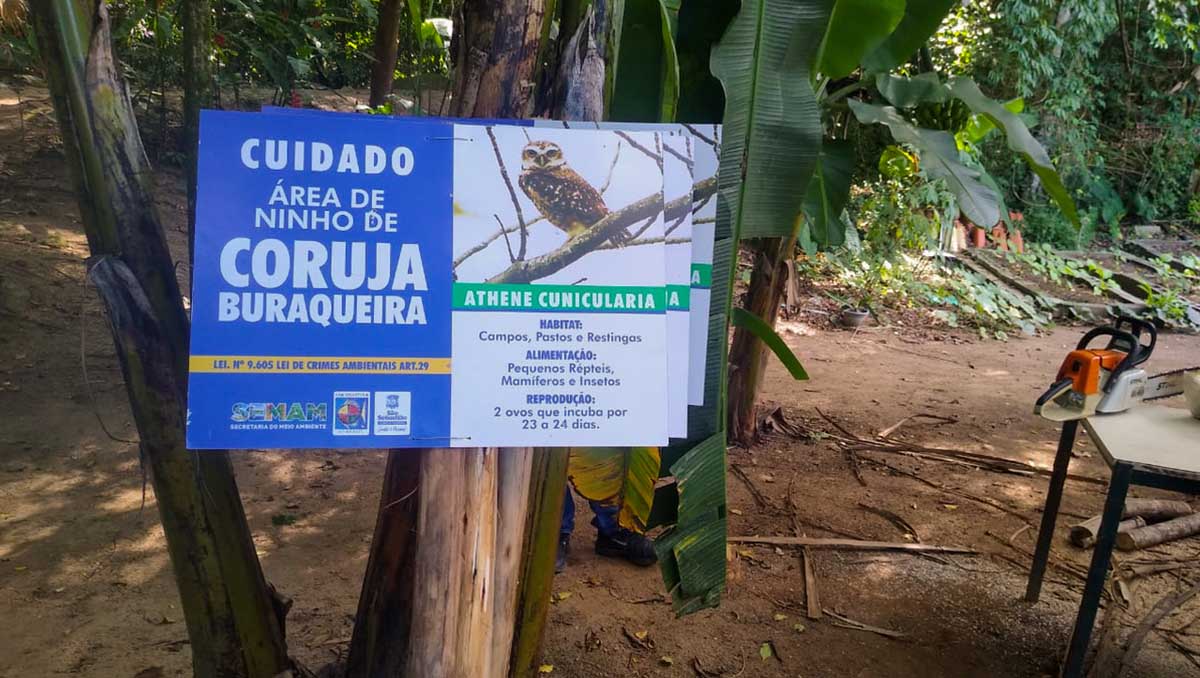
[{"left": 3, "top": 83, "right": 1200, "bottom": 678}]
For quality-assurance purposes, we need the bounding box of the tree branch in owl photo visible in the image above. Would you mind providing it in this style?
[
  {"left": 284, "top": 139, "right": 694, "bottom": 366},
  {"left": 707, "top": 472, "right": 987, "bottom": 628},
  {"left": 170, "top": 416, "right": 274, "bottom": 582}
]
[
  {"left": 598, "top": 142, "right": 623, "bottom": 195},
  {"left": 485, "top": 126, "right": 529, "bottom": 261},
  {"left": 682, "top": 124, "right": 719, "bottom": 150},
  {"left": 485, "top": 176, "right": 717, "bottom": 284},
  {"left": 614, "top": 131, "right": 664, "bottom": 173}
]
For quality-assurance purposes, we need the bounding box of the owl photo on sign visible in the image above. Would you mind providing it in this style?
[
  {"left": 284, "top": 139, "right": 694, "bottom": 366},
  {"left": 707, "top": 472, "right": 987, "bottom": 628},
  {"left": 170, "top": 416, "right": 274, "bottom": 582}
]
[{"left": 518, "top": 141, "right": 633, "bottom": 247}]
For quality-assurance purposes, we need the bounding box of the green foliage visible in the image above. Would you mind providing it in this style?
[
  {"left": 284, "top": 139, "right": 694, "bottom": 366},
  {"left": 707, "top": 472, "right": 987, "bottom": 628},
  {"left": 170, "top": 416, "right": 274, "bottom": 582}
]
[
  {"left": 1141, "top": 284, "right": 1192, "bottom": 325},
  {"left": 803, "top": 251, "right": 1051, "bottom": 338},
  {"left": 924, "top": 266, "right": 1049, "bottom": 339},
  {"left": 948, "top": 77, "right": 1078, "bottom": 228},
  {"left": 0, "top": 6, "right": 39, "bottom": 74},
  {"left": 10, "top": 0, "right": 453, "bottom": 104},
  {"left": 963, "top": 0, "right": 1200, "bottom": 230},
  {"left": 851, "top": 173, "right": 956, "bottom": 254},
  {"left": 1007, "top": 244, "right": 1127, "bottom": 298},
  {"left": 861, "top": 0, "right": 959, "bottom": 73}
]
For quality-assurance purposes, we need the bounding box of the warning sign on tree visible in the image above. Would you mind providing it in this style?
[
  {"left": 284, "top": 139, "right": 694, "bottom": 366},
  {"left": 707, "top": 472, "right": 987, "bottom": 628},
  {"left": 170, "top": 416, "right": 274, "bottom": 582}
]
[{"left": 186, "top": 111, "right": 672, "bottom": 449}]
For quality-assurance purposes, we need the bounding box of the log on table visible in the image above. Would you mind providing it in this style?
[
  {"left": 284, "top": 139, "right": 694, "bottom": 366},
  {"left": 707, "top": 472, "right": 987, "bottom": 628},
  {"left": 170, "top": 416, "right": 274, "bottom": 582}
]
[
  {"left": 1069, "top": 499, "right": 1192, "bottom": 547},
  {"left": 1069, "top": 517, "right": 1146, "bottom": 548},
  {"left": 1117, "top": 513, "right": 1200, "bottom": 552}
]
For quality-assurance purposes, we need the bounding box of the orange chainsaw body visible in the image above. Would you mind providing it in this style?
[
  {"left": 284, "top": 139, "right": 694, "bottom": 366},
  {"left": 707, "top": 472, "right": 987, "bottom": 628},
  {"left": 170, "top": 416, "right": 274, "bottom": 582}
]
[{"left": 1055, "top": 348, "right": 1126, "bottom": 396}]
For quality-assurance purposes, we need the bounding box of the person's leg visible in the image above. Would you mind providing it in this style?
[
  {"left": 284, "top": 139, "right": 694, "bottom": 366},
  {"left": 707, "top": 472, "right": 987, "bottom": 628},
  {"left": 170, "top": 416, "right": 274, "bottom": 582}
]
[
  {"left": 591, "top": 501, "right": 657, "bottom": 566},
  {"left": 589, "top": 500, "right": 619, "bottom": 536},
  {"left": 556, "top": 488, "right": 574, "bottom": 573}
]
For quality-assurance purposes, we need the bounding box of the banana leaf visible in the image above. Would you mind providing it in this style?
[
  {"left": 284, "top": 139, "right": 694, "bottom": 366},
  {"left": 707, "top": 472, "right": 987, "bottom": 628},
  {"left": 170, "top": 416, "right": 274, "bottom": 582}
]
[
  {"left": 654, "top": 432, "right": 726, "bottom": 615},
  {"left": 875, "top": 72, "right": 949, "bottom": 108},
  {"left": 960, "top": 97, "right": 1024, "bottom": 143},
  {"left": 861, "top": 0, "right": 958, "bottom": 73},
  {"left": 948, "top": 78, "right": 1079, "bottom": 228},
  {"left": 608, "top": 0, "right": 680, "bottom": 122},
  {"left": 710, "top": 0, "right": 827, "bottom": 238},
  {"left": 657, "top": 0, "right": 680, "bottom": 121},
  {"left": 567, "top": 447, "right": 661, "bottom": 532},
  {"left": 800, "top": 139, "right": 855, "bottom": 248},
  {"left": 849, "top": 100, "right": 1001, "bottom": 228},
  {"left": 405, "top": 0, "right": 423, "bottom": 36},
  {"left": 814, "top": 0, "right": 904, "bottom": 80},
  {"left": 730, "top": 307, "right": 809, "bottom": 379}
]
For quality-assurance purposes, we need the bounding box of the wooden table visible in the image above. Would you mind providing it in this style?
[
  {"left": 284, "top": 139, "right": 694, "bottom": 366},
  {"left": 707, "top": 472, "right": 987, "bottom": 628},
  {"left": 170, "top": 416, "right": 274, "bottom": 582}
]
[{"left": 1025, "top": 405, "right": 1200, "bottom": 678}]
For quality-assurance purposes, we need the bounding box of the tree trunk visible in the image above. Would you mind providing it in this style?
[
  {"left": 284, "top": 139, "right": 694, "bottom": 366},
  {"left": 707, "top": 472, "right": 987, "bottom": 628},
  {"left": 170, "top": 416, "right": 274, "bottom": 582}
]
[
  {"left": 181, "top": 0, "right": 212, "bottom": 279},
  {"left": 450, "top": 0, "right": 547, "bottom": 118},
  {"left": 348, "top": 2, "right": 551, "bottom": 675},
  {"left": 727, "top": 236, "right": 795, "bottom": 446},
  {"left": 31, "top": 2, "right": 291, "bottom": 676},
  {"left": 369, "top": 0, "right": 404, "bottom": 108}
]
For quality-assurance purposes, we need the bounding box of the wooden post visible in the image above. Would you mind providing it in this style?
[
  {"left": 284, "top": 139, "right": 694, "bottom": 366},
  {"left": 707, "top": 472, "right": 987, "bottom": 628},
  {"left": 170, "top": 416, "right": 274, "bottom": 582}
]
[{"left": 31, "top": 3, "right": 291, "bottom": 673}]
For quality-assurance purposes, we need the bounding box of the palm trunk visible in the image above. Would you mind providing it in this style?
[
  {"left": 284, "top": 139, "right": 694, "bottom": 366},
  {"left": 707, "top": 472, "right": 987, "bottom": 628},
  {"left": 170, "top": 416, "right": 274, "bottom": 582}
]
[
  {"left": 31, "top": 2, "right": 291, "bottom": 676},
  {"left": 727, "top": 236, "right": 795, "bottom": 446},
  {"left": 369, "top": 0, "right": 404, "bottom": 108}
]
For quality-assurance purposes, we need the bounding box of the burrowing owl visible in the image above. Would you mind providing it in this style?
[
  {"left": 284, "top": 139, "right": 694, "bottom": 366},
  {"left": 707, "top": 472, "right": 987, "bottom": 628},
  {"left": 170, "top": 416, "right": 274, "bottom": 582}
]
[{"left": 518, "top": 141, "right": 632, "bottom": 246}]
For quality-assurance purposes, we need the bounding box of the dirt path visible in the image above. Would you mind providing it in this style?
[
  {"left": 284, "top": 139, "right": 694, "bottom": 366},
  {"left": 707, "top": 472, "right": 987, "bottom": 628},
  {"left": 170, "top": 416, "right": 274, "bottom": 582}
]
[{"left": 3, "top": 84, "right": 1200, "bottom": 677}]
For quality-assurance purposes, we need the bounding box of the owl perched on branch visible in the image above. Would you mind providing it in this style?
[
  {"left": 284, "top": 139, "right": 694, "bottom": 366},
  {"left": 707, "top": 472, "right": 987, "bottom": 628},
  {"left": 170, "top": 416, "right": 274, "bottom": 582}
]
[{"left": 518, "top": 141, "right": 632, "bottom": 246}]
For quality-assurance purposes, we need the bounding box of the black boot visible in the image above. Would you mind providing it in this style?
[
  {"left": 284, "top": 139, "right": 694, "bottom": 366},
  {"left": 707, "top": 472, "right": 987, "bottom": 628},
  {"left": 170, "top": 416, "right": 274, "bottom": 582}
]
[{"left": 595, "top": 529, "right": 657, "bottom": 566}]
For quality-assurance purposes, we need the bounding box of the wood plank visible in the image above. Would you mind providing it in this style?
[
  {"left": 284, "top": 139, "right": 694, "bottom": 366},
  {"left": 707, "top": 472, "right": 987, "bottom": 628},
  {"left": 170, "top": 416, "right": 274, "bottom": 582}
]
[{"left": 728, "top": 536, "right": 975, "bottom": 554}]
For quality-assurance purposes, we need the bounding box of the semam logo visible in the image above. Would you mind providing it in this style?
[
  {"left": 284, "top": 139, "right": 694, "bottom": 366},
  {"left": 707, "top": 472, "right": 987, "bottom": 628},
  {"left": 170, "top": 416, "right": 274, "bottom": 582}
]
[
  {"left": 333, "top": 391, "right": 371, "bottom": 435},
  {"left": 232, "top": 402, "right": 328, "bottom": 423}
]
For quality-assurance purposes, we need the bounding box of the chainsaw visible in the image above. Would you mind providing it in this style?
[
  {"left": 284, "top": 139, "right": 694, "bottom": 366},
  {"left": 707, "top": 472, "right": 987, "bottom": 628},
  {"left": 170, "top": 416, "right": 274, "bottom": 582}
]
[{"left": 1035, "top": 317, "right": 1198, "bottom": 422}]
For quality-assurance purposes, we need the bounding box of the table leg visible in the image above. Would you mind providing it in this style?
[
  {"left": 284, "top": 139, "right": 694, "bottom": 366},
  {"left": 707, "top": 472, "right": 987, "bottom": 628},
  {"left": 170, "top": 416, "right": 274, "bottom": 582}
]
[
  {"left": 1026, "top": 419, "right": 1078, "bottom": 602},
  {"left": 1061, "top": 462, "right": 1131, "bottom": 678}
]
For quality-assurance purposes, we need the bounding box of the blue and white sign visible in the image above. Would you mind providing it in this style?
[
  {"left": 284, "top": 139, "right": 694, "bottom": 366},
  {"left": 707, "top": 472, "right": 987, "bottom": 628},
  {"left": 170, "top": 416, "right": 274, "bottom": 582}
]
[{"left": 186, "top": 111, "right": 670, "bottom": 449}]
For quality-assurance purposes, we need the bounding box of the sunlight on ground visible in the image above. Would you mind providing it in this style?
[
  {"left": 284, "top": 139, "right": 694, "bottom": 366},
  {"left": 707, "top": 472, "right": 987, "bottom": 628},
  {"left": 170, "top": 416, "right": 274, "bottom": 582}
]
[{"left": 777, "top": 318, "right": 819, "bottom": 337}]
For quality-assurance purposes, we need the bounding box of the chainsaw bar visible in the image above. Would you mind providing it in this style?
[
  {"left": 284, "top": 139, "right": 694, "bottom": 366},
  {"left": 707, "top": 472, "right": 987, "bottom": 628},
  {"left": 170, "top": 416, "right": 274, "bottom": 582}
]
[{"left": 1144, "top": 367, "right": 1200, "bottom": 401}]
